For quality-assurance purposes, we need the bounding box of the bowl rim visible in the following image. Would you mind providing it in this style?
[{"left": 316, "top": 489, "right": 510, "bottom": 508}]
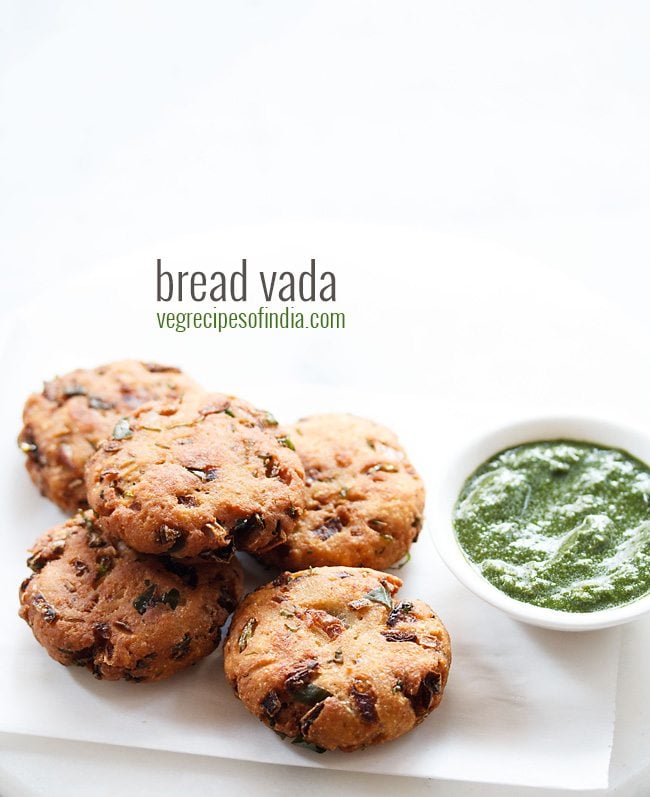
[{"left": 430, "top": 414, "right": 650, "bottom": 631}]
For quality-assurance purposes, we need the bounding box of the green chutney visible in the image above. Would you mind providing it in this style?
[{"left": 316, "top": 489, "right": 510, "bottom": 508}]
[{"left": 453, "top": 440, "right": 650, "bottom": 612}]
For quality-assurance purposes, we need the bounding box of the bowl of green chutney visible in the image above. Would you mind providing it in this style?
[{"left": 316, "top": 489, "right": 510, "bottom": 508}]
[{"left": 432, "top": 416, "right": 650, "bottom": 631}]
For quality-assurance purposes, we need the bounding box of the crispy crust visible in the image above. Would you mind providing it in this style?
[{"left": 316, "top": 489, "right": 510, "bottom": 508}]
[
  {"left": 18, "top": 360, "right": 201, "bottom": 513},
  {"left": 258, "top": 414, "right": 425, "bottom": 570},
  {"left": 19, "top": 512, "right": 243, "bottom": 682},
  {"left": 224, "top": 566, "right": 451, "bottom": 752},
  {"left": 85, "top": 391, "right": 306, "bottom": 559}
]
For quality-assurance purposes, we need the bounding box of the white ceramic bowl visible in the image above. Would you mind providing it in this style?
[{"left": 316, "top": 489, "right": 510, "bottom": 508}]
[{"left": 431, "top": 416, "right": 650, "bottom": 631}]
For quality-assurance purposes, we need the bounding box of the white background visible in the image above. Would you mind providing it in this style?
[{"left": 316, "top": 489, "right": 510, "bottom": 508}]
[{"left": 1, "top": 2, "right": 649, "bottom": 796}]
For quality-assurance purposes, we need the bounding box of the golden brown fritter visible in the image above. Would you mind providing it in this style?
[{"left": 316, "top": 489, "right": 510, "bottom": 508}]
[
  {"left": 19, "top": 512, "right": 243, "bottom": 682},
  {"left": 18, "top": 360, "right": 201, "bottom": 513},
  {"left": 258, "top": 414, "right": 424, "bottom": 570},
  {"left": 224, "top": 566, "right": 451, "bottom": 752},
  {"left": 85, "top": 392, "right": 306, "bottom": 559}
]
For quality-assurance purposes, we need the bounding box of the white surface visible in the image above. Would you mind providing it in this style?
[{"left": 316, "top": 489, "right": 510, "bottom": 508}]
[
  {"left": 2, "top": 2, "right": 650, "bottom": 795},
  {"left": 432, "top": 416, "right": 650, "bottom": 631},
  {"left": 2, "top": 1, "right": 650, "bottom": 323}
]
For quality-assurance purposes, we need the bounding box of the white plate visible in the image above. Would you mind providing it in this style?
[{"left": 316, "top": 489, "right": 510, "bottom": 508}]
[{"left": 0, "top": 226, "right": 647, "bottom": 790}]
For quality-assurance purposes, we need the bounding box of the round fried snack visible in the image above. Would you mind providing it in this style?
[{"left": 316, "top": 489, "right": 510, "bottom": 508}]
[
  {"left": 19, "top": 512, "right": 243, "bottom": 682},
  {"left": 258, "top": 414, "right": 425, "bottom": 570},
  {"left": 224, "top": 566, "right": 451, "bottom": 752},
  {"left": 18, "top": 360, "right": 201, "bottom": 514},
  {"left": 85, "top": 392, "right": 306, "bottom": 560}
]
